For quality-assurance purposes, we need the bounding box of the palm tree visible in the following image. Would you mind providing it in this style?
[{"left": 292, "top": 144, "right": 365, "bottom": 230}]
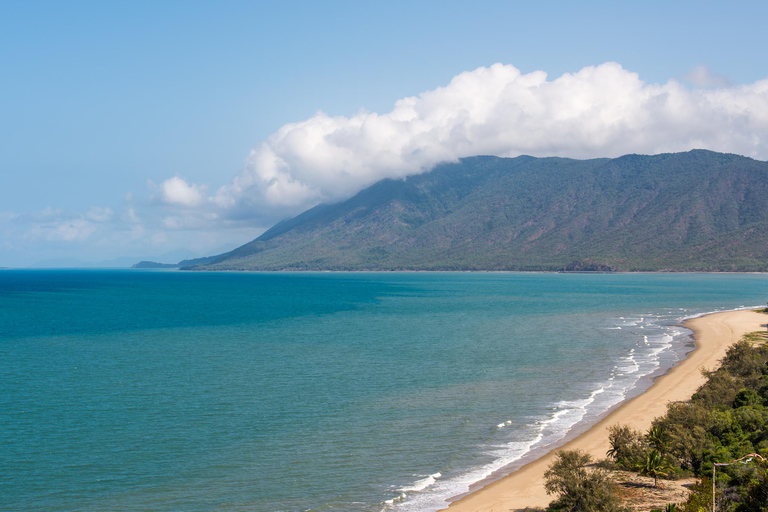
[
  {"left": 637, "top": 449, "right": 671, "bottom": 488},
  {"left": 646, "top": 425, "right": 668, "bottom": 455}
]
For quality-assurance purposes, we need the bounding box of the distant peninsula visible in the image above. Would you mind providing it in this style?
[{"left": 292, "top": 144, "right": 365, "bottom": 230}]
[
  {"left": 181, "top": 150, "right": 768, "bottom": 272},
  {"left": 132, "top": 261, "right": 179, "bottom": 269}
]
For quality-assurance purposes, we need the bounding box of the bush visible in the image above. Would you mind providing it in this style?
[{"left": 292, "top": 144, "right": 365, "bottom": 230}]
[
  {"left": 721, "top": 340, "right": 766, "bottom": 377},
  {"left": 693, "top": 370, "right": 744, "bottom": 410},
  {"left": 653, "top": 332, "right": 768, "bottom": 511},
  {"left": 738, "top": 459, "right": 768, "bottom": 511},
  {"left": 544, "top": 450, "right": 629, "bottom": 512},
  {"left": 680, "top": 477, "right": 713, "bottom": 512},
  {"left": 606, "top": 425, "right": 647, "bottom": 468},
  {"left": 734, "top": 388, "right": 763, "bottom": 408}
]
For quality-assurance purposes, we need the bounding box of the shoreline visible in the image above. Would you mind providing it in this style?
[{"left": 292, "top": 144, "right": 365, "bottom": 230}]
[{"left": 442, "top": 308, "right": 767, "bottom": 511}]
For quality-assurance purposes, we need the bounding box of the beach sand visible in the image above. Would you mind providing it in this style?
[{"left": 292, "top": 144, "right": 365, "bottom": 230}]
[{"left": 443, "top": 309, "right": 767, "bottom": 512}]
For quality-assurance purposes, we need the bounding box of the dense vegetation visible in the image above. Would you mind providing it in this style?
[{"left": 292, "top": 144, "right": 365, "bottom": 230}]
[
  {"left": 585, "top": 329, "right": 768, "bottom": 511},
  {"left": 183, "top": 150, "right": 768, "bottom": 271}
]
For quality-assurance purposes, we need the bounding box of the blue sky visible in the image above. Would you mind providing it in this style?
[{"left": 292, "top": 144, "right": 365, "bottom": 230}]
[{"left": 2, "top": 0, "right": 768, "bottom": 267}]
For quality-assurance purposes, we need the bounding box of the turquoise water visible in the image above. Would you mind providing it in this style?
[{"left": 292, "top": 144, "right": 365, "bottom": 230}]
[{"left": 1, "top": 271, "right": 766, "bottom": 512}]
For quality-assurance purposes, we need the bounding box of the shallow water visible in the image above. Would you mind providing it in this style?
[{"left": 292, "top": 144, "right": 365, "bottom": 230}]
[{"left": 1, "top": 271, "right": 766, "bottom": 511}]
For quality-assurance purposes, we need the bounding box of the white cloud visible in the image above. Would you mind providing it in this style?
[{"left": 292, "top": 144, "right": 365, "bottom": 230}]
[
  {"left": 6, "top": 61, "right": 768, "bottom": 267},
  {"left": 160, "top": 176, "right": 206, "bottom": 206},
  {"left": 210, "top": 62, "right": 768, "bottom": 220}
]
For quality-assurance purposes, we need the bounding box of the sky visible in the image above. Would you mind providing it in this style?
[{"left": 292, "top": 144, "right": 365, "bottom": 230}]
[{"left": 1, "top": 0, "right": 768, "bottom": 267}]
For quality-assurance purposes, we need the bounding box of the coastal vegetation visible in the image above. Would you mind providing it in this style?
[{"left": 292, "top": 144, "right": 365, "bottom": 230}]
[
  {"left": 543, "top": 450, "right": 630, "bottom": 512},
  {"left": 542, "top": 328, "right": 768, "bottom": 511},
  {"left": 181, "top": 150, "right": 768, "bottom": 272}
]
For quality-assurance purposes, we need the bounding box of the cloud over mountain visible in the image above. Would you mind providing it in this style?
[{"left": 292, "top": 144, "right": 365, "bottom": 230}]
[
  {"left": 209, "top": 62, "right": 768, "bottom": 220},
  {"left": 6, "top": 62, "right": 768, "bottom": 267}
]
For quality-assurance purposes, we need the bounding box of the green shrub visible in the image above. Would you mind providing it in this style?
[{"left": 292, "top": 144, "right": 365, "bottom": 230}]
[
  {"left": 583, "top": 331, "right": 768, "bottom": 510},
  {"left": 606, "top": 425, "right": 647, "bottom": 468},
  {"left": 544, "top": 450, "right": 629, "bottom": 512},
  {"left": 693, "top": 370, "right": 744, "bottom": 410},
  {"left": 653, "top": 404, "right": 715, "bottom": 474},
  {"left": 738, "top": 459, "right": 768, "bottom": 511},
  {"left": 654, "top": 332, "right": 768, "bottom": 511},
  {"left": 734, "top": 389, "right": 763, "bottom": 408},
  {"left": 680, "top": 477, "right": 713, "bottom": 512}
]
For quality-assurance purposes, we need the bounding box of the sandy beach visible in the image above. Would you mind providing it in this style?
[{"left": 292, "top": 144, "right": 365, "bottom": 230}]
[{"left": 443, "top": 308, "right": 767, "bottom": 512}]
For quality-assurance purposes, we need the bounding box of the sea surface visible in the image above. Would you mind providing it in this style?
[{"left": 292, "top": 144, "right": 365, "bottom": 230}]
[{"left": 1, "top": 271, "right": 767, "bottom": 512}]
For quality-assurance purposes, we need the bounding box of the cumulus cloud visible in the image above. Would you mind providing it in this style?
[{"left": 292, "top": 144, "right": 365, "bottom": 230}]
[
  {"left": 159, "top": 176, "right": 206, "bottom": 206},
  {"left": 201, "top": 62, "right": 768, "bottom": 221},
  {"left": 7, "top": 61, "right": 768, "bottom": 267}
]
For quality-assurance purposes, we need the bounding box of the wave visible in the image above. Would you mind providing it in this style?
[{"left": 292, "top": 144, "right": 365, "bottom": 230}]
[
  {"left": 398, "top": 472, "right": 442, "bottom": 493},
  {"left": 384, "top": 308, "right": 713, "bottom": 512}
]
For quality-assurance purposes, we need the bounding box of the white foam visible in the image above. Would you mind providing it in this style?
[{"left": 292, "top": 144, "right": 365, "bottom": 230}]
[
  {"left": 387, "top": 306, "right": 760, "bottom": 512},
  {"left": 382, "top": 493, "right": 407, "bottom": 507},
  {"left": 389, "top": 430, "right": 546, "bottom": 512},
  {"left": 398, "top": 472, "right": 442, "bottom": 492}
]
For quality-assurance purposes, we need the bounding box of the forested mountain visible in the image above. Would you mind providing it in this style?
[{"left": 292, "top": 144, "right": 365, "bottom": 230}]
[{"left": 182, "top": 150, "right": 768, "bottom": 271}]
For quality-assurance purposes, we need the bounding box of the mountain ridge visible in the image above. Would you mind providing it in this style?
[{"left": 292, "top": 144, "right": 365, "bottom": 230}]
[{"left": 182, "top": 150, "right": 768, "bottom": 272}]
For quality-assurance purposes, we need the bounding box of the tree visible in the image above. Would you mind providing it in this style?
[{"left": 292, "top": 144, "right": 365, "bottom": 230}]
[
  {"left": 637, "top": 449, "right": 671, "bottom": 488},
  {"left": 647, "top": 425, "right": 669, "bottom": 455},
  {"left": 544, "top": 450, "right": 627, "bottom": 511},
  {"left": 606, "top": 424, "right": 645, "bottom": 467}
]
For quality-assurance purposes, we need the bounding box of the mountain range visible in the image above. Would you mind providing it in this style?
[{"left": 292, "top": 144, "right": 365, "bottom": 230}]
[{"left": 181, "top": 150, "right": 768, "bottom": 272}]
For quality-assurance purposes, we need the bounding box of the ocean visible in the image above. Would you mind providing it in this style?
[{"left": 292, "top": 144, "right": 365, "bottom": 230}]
[{"left": 1, "top": 270, "right": 766, "bottom": 512}]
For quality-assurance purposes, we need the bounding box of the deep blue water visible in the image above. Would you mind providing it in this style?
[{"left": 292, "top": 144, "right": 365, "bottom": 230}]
[{"left": 1, "top": 271, "right": 766, "bottom": 512}]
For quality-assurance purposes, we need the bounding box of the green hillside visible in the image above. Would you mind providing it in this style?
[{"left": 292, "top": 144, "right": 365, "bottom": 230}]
[{"left": 183, "top": 150, "right": 768, "bottom": 271}]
